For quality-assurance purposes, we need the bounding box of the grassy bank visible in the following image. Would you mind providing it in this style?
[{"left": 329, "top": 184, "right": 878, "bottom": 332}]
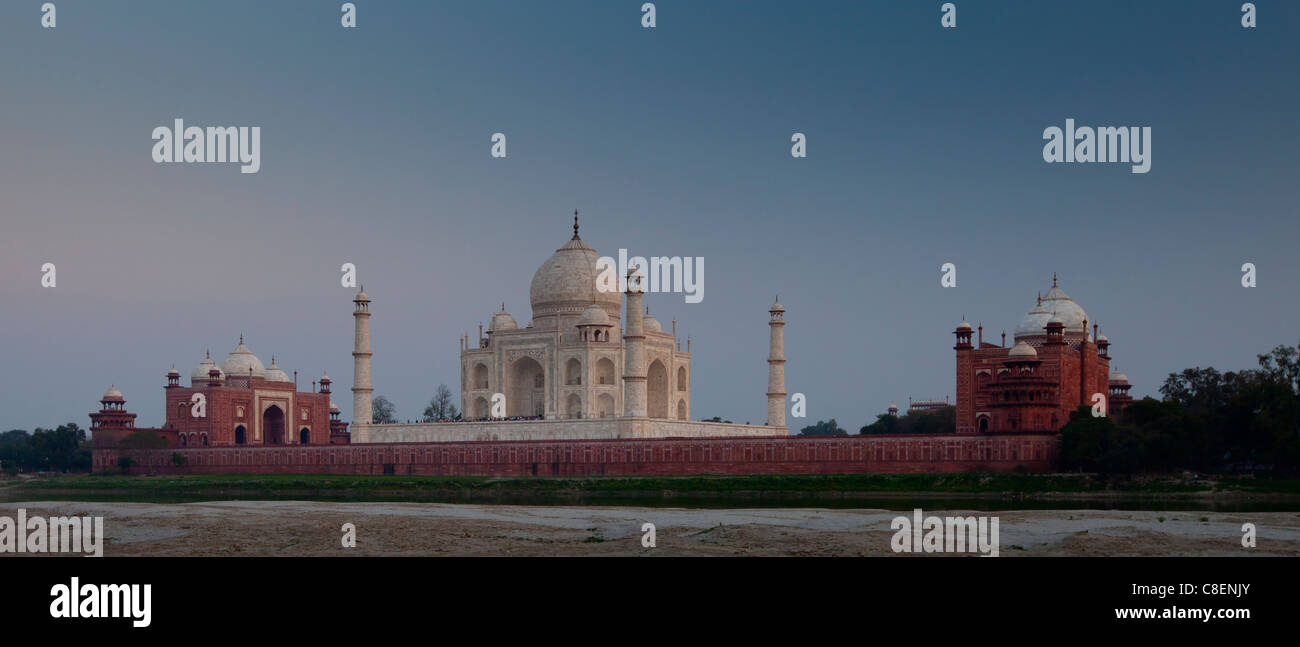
[{"left": 5, "top": 472, "right": 1300, "bottom": 495}]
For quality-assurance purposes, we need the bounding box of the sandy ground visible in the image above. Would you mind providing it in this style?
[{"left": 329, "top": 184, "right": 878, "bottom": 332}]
[{"left": 2, "top": 501, "right": 1298, "bottom": 556}]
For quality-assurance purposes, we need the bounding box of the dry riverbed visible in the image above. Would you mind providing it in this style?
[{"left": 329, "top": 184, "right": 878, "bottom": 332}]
[{"left": 3, "top": 501, "right": 1298, "bottom": 557}]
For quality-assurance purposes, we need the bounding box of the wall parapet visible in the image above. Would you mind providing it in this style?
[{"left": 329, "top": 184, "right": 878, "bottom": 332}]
[
  {"left": 350, "top": 418, "right": 789, "bottom": 444},
  {"left": 94, "top": 432, "right": 1059, "bottom": 476}
]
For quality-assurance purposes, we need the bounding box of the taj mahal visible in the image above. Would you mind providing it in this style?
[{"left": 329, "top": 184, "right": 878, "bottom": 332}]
[{"left": 348, "top": 215, "right": 790, "bottom": 444}]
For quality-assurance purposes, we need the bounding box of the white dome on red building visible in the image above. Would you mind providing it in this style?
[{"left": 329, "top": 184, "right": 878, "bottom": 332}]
[
  {"left": 1015, "top": 275, "right": 1089, "bottom": 340},
  {"left": 221, "top": 336, "right": 266, "bottom": 379}
]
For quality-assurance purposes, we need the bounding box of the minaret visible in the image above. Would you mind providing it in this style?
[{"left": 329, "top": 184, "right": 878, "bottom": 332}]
[
  {"left": 953, "top": 317, "right": 974, "bottom": 434},
  {"left": 766, "top": 297, "right": 787, "bottom": 428},
  {"left": 622, "top": 265, "right": 647, "bottom": 418},
  {"left": 351, "top": 286, "right": 373, "bottom": 425}
]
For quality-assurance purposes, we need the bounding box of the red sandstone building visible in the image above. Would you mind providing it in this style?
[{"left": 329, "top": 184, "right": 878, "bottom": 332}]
[
  {"left": 91, "top": 338, "right": 348, "bottom": 448},
  {"left": 954, "top": 276, "right": 1132, "bottom": 434}
]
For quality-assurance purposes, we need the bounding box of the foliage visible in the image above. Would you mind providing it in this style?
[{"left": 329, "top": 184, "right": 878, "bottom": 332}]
[
  {"left": 372, "top": 395, "right": 397, "bottom": 424},
  {"left": 422, "top": 384, "right": 460, "bottom": 421},
  {"left": 798, "top": 419, "right": 847, "bottom": 436},
  {"left": 0, "top": 424, "right": 90, "bottom": 473},
  {"left": 860, "top": 406, "right": 956, "bottom": 435},
  {"left": 1060, "top": 341, "right": 1300, "bottom": 474},
  {"left": 118, "top": 429, "right": 170, "bottom": 450}
]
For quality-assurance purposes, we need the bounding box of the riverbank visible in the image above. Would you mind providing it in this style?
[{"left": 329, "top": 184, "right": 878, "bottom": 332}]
[
  {"left": 4, "top": 473, "right": 1299, "bottom": 510},
  {"left": 2, "top": 500, "right": 1296, "bottom": 557}
]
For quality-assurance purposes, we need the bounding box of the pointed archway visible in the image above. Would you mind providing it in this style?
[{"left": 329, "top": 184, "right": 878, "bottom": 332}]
[{"left": 263, "top": 405, "right": 285, "bottom": 445}]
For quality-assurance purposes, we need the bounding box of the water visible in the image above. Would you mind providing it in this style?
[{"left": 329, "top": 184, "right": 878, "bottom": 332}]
[{"left": 2, "top": 489, "right": 1294, "bottom": 512}]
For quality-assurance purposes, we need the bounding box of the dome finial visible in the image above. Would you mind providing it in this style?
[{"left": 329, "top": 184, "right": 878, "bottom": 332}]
[
  {"left": 239, "top": 333, "right": 244, "bottom": 344},
  {"left": 573, "top": 209, "right": 580, "bottom": 239},
  {"left": 1052, "top": 272, "right": 1058, "bottom": 287},
  {"left": 1037, "top": 292, "right": 1042, "bottom": 306}
]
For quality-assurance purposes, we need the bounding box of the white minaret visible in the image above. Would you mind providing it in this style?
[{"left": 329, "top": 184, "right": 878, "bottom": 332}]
[
  {"left": 766, "top": 297, "right": 787, "bottom": 428},
  {"left": 622, "top": 265, "right": 647, "bottom": 418},
  {"left": 351, "top": 286, "right": 373, "bottom": 425}
]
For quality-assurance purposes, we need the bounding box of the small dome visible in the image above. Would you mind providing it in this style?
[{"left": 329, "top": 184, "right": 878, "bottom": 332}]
[
  {"left": 1007, "top": 341, "right": 1038, "bottom": 359},
  {"left": 320, "top": 373, "right": 331, "bottom": 383},
  {"left": 489, "top": 306, "right": 518, "bottom": 332},
  {"left": 221, "top": 338, "right": 265, "bottom": 379},
  {"left": 329, "top": 401, "right": 340, "bottom": 413},
  {"left": 1097, "top": 332, "right": 1109, "bottom": 343},
  {"left": 354, "top": 287, "right": 370, "bottom": 302},
  {"left": 577, "top": 304, "right": 611, "bottom": 326},
  {"left": 643, "top": 314, "right": 662, "bottom": 333},
  {"left": 102, "top": 385, "right": 124, "bottom": 402},
  {"left": 1110, "top": 370, "right": 1129, "bottom": 384},
  {"left": 956, "top": 319, "right": 972, "bottom": 331},
  {"left": 770, "top": 297, "right": 785, "bottom": 313},
  {"left": 264, "top": 357, "right": 291, "bottom": 383},
  {"left": 192, "top": 352, "right": 224, "bottom": 386},
  {"left": 167, "top": 367, "right": 180, "bottom": 377}
]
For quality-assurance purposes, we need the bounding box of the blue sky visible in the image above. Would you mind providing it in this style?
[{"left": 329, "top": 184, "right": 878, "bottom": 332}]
[{"left": 2, "top": 1, "right": 1297, "bottom": 432}]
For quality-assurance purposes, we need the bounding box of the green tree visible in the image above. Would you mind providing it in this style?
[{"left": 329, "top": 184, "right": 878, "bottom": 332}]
[
  {"left": 372, "top": 395, "right": 398, "bottom": 424},
  {"left": 798, "top": 419, "right": 846, "bottom": 436},
  {"left": 860, "top": 406, "right": 955, "bottom": 435},
  {"left": 422, "top": 384, "right": 460, "bottom": 421},
  {"left": 118, "top": 429, "right": 170, "bottom": 450},
  {"left": 29, "top": 423, "right": 86, "bottom": 472}
]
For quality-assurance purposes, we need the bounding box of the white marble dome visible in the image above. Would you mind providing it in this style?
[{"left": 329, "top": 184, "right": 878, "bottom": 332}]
[
  {"left": 489, "top": 308, "right": 518, "bottom": 332},
  {"left": 191, "top": 353, "right": 224, "bottom": 385},
  {"left": 1007, "top": 341, "right": 1038, "bottom": 359},
  {"left": 529, "top": 229, "right": 622, "bottom": 320},
  {"left": 1014, "top": 297, "right": 1052, "bottom": 339},
  {"left": 102, "top": 385, "right": 124, "bottom": 402},
  {"left": 1110, "top": 370, "right": 1129, "bottom": 384},
  {"left": 643, "top": 314, "right": 662, "bottom": 333},
  {"left": 577, "top": 304, "right": 611, "bottom": 326},
  {"left": 264, "top": 357, "right": 291, "bottom": 383},
  {"left": 1016, "top": 280, "right": 1089, "bottom": 339},
  {"left": 221, "top": 339, "right": 265, "bottom": 379},
  {"left": 1040, "top": 284, "right": 1088, "bottom": 333}
]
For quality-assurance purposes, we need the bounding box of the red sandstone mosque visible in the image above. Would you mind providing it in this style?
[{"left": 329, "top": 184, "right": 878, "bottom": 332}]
[
  {"left": 90, "top": 339, "right": 349, "bottom": 448},
  {"left": 953, "top": 274, "right": 1133, "bottom": 435}
]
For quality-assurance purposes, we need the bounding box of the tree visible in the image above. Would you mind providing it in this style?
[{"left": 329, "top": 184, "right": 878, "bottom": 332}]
[
  {"left": 372, "top": 395, "right": 397, "bottom": 424},
  {"left": 423, "top": 384, "right": 460, "bottom": 421},
  {"left": 118, "top": 429, "right": 169, "bottom": 450},
  {"left": 860, "top": 406, "right": 955, "bottom": 435},
  {"left": 798, "top": 419, "right": 846, "bottom": 436},
  {"left": 29, "top": 423, "right": 87, "bottom": 472}
]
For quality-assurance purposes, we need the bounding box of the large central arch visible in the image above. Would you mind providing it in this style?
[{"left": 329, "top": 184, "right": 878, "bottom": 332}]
[
  {"left": 263, "top": 405, "right": 285, "bottom": 445},
  {"left": 507, "top": 356, "right": 546, "bottom": 417}
]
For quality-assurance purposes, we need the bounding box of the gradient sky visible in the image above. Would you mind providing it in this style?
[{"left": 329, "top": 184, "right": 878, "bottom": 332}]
[{"left": 2, "top": 1, "right": 1297, "bottom": 433}]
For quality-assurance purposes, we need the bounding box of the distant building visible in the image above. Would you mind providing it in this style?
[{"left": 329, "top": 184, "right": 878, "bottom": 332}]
[
  {"left": 954, "top": 275, "right": 1131, "bottom": 434},
  {"left": 92, "top": 339, "right": 343, "bottom": 448},
  {"left": 907, "top": 397, "right": 950, "bottom": 414},
  {"left": 458, "top": 215, "right": 691, "bottom": 421}
]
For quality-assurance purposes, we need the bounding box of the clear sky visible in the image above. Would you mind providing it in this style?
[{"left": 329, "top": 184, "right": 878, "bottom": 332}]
[{"left": 2, "top": 1, "right": 1297, "bottom": 433}]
